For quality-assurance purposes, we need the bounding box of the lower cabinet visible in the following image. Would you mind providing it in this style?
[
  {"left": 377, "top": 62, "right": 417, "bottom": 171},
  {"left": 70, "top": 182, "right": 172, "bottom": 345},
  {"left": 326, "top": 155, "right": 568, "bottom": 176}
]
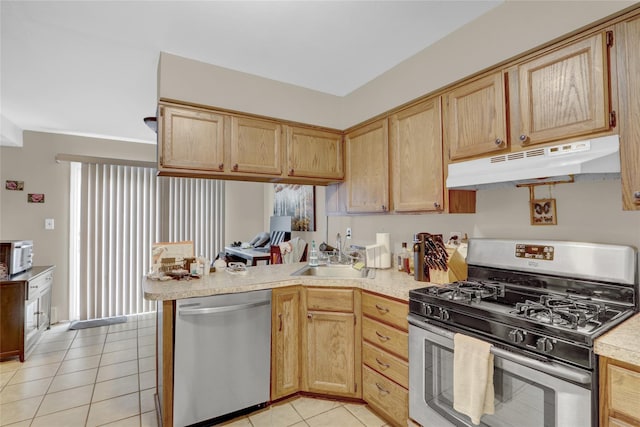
[
  {"left": 0, "top": 267, "right": 54, "bottom": 363},
  {"left": 361, "top": 291, "right": 409, "bottom": 427},
  {"left": 303, "top": 287, "right": 361, "bottom": 398},
  {"left": 271, "top": 286, "right": 302, "bottom": 400},
  {"left": 270, "top": 286, "right": 412, "bottom": 427},
  {"left": 600, "top": 356, "right": 640, "bottom": 427}
]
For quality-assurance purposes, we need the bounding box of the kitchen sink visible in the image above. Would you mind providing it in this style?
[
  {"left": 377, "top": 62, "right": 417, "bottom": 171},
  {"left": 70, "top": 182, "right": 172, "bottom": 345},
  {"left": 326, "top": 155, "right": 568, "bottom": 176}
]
[{"left": 291, "top": 264, "right": 374, "bottom": 279}]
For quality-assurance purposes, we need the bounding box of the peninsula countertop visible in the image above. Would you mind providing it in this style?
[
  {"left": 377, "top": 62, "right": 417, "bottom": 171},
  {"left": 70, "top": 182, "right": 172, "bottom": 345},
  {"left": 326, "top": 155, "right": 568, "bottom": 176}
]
[
  {"left": 595, "top": 313, "right": 640, "bottom": 366},
  {"left": 143, "top": 262, "right": 427, "bottom": 302}
]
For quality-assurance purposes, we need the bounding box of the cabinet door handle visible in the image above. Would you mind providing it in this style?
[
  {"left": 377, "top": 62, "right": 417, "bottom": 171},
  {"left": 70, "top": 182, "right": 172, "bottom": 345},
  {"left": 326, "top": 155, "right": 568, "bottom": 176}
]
[
  {"left": 375, "top": 357, "right": 390, "bottom": 369},
  {"left": 218, "top": 163, "right": 224, "bottom": 171},
  {"left": 375, "top": 331, "right": 390, "bottom": 341},
  {"left": 434, "top": 202, "right": 441, "bottom": 209},
  {"left": 278, "top": 313, "right": 283, "bottom": 331},
  {"left": 233, "top": 164, "right": 239, "bottom": 171},
  {"left": 375, "top": 304, "right": 389, "bottom": 313},
  {"left": 375, "top": 382, "right": 390, "bottom": 395},
  {"left": 633, "top": 191, "right": 640, "bottom": 202},
  {"left": 494, "top": 138, "right": 503, "bottom": 146},
  {"left": 307, "top": 313, "right": 313, "bottom": 319},
  {"left": 289, "top": 168, "right": 295, "bottom": 175},
  {"left": 381, "top": 205, "right": 386, "bottom": 211},
  {"left": 519, "top": 134, "right": 529, "bottom": 143}
]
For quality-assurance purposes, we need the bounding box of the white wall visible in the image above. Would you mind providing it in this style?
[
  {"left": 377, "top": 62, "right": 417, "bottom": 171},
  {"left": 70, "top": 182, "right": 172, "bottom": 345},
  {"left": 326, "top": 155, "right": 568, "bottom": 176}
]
[
  {"left": 326, "top": 179, "right": 640, "bottom": 261},
  {"left": 0, "top": 132, "right": 267, "bottom": 321}
]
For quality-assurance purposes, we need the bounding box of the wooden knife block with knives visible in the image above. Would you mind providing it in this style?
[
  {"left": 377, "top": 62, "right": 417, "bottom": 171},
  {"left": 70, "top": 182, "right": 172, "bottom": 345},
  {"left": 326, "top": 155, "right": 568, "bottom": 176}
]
[
  {"left": 419, "top": 233, "right": 468, "bottom": 284},
  {"left": 429, "top": 247, "right": 468, "bottom": 284}
]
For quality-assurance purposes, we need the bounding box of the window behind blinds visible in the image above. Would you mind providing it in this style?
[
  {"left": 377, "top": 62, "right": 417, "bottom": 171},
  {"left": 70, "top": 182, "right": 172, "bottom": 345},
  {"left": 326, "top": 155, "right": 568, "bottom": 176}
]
[{"left": 70, "top": 162, "right": 225, "bottom": 321}]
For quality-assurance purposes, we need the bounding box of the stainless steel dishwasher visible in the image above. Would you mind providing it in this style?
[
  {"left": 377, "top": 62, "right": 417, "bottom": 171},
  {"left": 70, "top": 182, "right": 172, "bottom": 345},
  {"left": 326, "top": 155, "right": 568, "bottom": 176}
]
[{"left": 173, "top": 289, "right": 272, "bottom": 427}]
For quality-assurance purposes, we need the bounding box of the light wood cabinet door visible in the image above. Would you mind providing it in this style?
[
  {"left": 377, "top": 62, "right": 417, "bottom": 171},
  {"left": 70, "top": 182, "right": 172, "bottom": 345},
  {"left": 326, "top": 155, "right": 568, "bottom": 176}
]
[
  {"left": 517, "top": 32, "right": 612, "bottom": 147},
  {"left": 230, "top": 116, "right": 282, "bottom": 175},
  {"left": 305, "top": 310, "right": 357, "bottom": 397},
  {"left": 600, "top": 356, "right": 640, "bottom": 427},
  {"left": 345, "top": 119, "right": 389, "bottom": 213},
  {"left": 391, "top": 98, "right": 443, "bottom": 212},
  {"left": 287, "top": 126, "right": 343, "bottom": 180},
  {"left": 271, "top": 287, "right": 301, "bottom": 400},
  {"left": 615, "top": 14, "right": 640, "bottom": 210},
  {"left": 159, "top": 105, "right": 225, "bottom": 173},
  {"left": 444, "top": 72, "right": 507, "bottom": 161}
]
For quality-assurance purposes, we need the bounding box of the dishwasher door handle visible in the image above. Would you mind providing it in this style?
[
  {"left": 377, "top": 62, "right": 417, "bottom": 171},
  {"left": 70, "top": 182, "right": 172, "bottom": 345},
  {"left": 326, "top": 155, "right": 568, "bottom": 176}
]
[{"left": 178, "top": 300, "right": 270, "bottom": 316}]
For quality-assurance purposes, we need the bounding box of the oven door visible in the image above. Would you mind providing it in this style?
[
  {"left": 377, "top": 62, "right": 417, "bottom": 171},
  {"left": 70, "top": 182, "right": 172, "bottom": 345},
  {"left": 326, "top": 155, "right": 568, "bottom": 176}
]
[{"left": 409, "top": 317, "right": 593, "bottom": 427}]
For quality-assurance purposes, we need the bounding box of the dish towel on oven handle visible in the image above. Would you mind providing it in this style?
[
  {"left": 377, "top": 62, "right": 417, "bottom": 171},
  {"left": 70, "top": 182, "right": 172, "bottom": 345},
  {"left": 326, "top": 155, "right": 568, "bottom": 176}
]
[{"left": 453, "top": 333, "right": 495, "bottom": 425}]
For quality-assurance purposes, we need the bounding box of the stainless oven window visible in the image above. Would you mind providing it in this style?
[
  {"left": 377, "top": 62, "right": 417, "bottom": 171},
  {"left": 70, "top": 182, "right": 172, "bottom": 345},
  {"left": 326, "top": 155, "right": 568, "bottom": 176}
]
[
  {"left": 425, "top": 341, "right": 554, "bottom": 427},
  {"left": 409, "top": 323, "right": 592, "bottom": 427}
]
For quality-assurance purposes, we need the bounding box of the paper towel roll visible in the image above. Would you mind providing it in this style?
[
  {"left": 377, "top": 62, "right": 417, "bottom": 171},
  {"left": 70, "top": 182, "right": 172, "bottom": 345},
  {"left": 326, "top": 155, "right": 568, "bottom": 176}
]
[{"left": 376, "top": 233, "right": 391, "bottom": 269}]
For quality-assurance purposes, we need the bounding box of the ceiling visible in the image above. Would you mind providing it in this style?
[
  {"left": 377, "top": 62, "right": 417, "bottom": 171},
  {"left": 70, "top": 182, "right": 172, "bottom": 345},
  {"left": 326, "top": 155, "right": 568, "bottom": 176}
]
[{"left": 1, "top": 1, "right": 502, "bottom": 146}]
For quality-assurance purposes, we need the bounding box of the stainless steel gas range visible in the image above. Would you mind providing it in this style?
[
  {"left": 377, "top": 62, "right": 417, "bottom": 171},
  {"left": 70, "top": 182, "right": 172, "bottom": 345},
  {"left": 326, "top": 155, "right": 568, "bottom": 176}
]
[{"left": 408, "top": 239, "right": 638, "bottom": 427}]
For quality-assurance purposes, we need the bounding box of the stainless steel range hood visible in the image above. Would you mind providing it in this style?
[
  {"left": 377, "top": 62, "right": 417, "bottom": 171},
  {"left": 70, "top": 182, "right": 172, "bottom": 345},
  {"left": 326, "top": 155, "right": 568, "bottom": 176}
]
[{"left": 446, "top": 135, "right": 621, "bottom": 189}]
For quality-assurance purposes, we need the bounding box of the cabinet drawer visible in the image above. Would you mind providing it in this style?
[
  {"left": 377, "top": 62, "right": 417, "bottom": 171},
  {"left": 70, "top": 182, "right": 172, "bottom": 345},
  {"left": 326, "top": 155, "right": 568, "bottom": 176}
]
[
  {"left": 363, "top": 365, "right": 408, "bottom": 427},
  {"left": 608, "top": 364, "right": 640, "bottom": 421},
  {"left": 362, "top": 292, "right": 408, "bottom": 331},
  {"left": 306, "top": 288, "right": 353, "bottom": 312},
  {"left": 363, "top": 342, "right": 408, "bottom": 389},
  {"left": 362, "top": 317, "right": 408, "bottom": 359},
  {"left": 27, "top": 271, "right": 53, "bottom": 300}
]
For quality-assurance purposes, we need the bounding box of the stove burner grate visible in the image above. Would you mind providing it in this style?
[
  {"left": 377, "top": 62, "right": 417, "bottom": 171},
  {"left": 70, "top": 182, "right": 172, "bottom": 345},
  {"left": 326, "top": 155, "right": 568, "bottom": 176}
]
[
  {"left": 427, "top": 280, "right": 505, "bottom": 304},
  {"left": 514, "top": 296, "right": 609, "bottom": 330}
]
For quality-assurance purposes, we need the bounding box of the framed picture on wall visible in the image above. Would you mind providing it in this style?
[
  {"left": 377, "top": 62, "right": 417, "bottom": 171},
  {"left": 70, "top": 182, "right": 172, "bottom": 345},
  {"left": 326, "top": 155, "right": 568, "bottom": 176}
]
[
  {"left": 273, "top": 184, "right": 315, "bottom": 231},
  {"left": 530, "top": 198, "right": 557, "bottom": 226}
]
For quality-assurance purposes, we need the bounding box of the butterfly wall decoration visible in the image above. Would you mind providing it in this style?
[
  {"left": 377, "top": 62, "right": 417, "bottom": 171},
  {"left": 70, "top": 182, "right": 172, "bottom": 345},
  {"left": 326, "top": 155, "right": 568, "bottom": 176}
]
[{"left": 530, "top": 198, "right": 557, "bottom": 225}]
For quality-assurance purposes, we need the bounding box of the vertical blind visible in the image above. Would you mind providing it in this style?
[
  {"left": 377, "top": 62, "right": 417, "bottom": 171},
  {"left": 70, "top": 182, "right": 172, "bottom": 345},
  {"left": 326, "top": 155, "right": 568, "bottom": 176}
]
[
  {"left": 159, "top": 177, "right": 225, "bottom": 264},
  {"left": 71, "top": 162, "right": 225, "bottom": 320}
]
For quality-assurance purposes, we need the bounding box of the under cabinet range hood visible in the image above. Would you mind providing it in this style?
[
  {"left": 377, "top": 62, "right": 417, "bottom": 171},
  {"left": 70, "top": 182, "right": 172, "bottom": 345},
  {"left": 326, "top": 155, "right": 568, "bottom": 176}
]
[{"left": 446, "top": 134, "right": 621, "bottom": 189}]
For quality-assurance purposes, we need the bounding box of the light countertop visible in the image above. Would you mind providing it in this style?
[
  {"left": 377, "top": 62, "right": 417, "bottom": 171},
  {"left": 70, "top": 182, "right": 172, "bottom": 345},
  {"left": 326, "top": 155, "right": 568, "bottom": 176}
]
[
  {"left": 595, "top": 313, "right": 640, "bottom": 366},
  {"left": 143, "top": 262, "right": 428, "bottom": 302}
]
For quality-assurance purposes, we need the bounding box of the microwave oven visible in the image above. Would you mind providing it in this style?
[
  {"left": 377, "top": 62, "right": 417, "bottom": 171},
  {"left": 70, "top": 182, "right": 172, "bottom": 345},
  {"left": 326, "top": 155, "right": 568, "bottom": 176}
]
[{"left": 0, "top": 240, "right": 34, "bottom": 276}]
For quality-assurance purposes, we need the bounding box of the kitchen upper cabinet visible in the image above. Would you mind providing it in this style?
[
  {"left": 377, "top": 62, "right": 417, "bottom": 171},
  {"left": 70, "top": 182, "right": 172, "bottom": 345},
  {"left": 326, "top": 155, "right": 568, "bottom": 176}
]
[
  {"left": 345, "top": 119, "right": 390, "bottom": 213},
  {"left": 158, "top": 104, "right": 225, "bottom": 174},
  {"left": 615, "top": 13, "right": 640, "bottom": 210},
  {"left": 286, "top": 126, "right": 343, "bottom": 181},
  {"left": 600, "top": 356, "right": 640, "bottom": 427},
  {"left": 444, "top": 71, "right": 508, "bottom": 161},
  {"left": 303, "top": 287, "right": 361, "bottom": 398},
  {"left": 230, "top": 116, "right": 282, "bottom": 176},
  {"left": 390, "top": 98, "right": 444, "bottom": 212},
  {"left": 271, "top": 286, "right": 301, "bottom": 400},
  {"left": 515, "top": 32, "right": 612, "bottom": 147}
]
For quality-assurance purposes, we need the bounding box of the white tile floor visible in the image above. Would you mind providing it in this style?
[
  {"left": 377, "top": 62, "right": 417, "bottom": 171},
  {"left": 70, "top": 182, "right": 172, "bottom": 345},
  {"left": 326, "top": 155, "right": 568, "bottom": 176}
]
[
  {"left": 0, "top": 313, "right": 158, "bottom": 427},
  {"left": 1, "top": 314, "right": 391, "bottom": 427}
]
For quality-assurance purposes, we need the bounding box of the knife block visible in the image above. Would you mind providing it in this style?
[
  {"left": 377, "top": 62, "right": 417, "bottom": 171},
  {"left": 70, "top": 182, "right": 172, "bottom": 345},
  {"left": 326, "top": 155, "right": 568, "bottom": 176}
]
[{"left": 428, "top": 247, "right": 468, "bottom": 284}]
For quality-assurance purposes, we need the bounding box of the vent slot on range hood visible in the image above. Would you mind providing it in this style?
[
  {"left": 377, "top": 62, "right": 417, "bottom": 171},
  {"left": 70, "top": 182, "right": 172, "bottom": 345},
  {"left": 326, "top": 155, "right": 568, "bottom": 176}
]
[{"left": 446, "top": 135, "right": 620, "bottom": 189}]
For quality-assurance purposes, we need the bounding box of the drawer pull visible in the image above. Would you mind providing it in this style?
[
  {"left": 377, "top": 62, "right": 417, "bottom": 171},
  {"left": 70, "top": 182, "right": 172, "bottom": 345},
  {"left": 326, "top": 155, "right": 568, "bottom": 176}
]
[
  {"left": 375, "top": 331, "right": 390, "bottom": 342},
  {"left": 375, "top": 358, "right": 390, "bottom": 369},
  {"left": 375, "top": 304, "right": 389, "bottom": 313},
  {"left": 278, "top": 313, "right": 283, "bottom": 331},
  {"left": 375, "top": 382, "right": 390, "bottom": 395}
]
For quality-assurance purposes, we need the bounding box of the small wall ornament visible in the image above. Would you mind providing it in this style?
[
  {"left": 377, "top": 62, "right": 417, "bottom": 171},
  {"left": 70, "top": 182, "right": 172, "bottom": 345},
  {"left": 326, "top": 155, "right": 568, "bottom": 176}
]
[
  {"left": 5, "top": 180, "right": 24, "bottom": 191},
  {"left": 530, "top": 198, "right": 557, "bottom": 225}
]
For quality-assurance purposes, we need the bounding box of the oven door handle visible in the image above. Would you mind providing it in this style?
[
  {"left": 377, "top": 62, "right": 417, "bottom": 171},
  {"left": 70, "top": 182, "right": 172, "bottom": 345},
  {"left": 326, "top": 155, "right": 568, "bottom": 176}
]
[{"left": 408, "top": 315, "right": 592, "bottom": 385}]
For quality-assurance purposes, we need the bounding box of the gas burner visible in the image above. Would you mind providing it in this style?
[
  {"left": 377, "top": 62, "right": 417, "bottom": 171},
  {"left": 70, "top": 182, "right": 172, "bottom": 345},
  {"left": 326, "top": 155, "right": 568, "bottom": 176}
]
[
  {"left": 513, "top": 296, "right": 609, "bottom": 330},
  {"left": 426, "top": 280, "right": 505, "bottom": 304}
]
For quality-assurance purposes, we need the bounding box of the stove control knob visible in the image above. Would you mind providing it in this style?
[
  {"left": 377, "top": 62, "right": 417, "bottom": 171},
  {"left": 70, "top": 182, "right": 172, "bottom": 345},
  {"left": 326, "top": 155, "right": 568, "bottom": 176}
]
[
  {"left": 422, "top": 303, "right": 433, "bottom": 316},
  {"left": 536, "top": 337, "right": 554, "bottom": 353},
  {"left": 440, "top": 309, "right": 450, "bottom": 321},
  {"left": 508, "top": 329, "right": 525, "bottom": 344}
]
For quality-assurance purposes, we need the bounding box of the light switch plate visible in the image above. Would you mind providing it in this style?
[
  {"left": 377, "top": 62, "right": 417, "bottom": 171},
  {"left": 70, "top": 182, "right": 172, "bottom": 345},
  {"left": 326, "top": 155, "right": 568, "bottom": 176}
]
[{"left": 45, "top": 218, "right": 55, "bottom": 230}]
